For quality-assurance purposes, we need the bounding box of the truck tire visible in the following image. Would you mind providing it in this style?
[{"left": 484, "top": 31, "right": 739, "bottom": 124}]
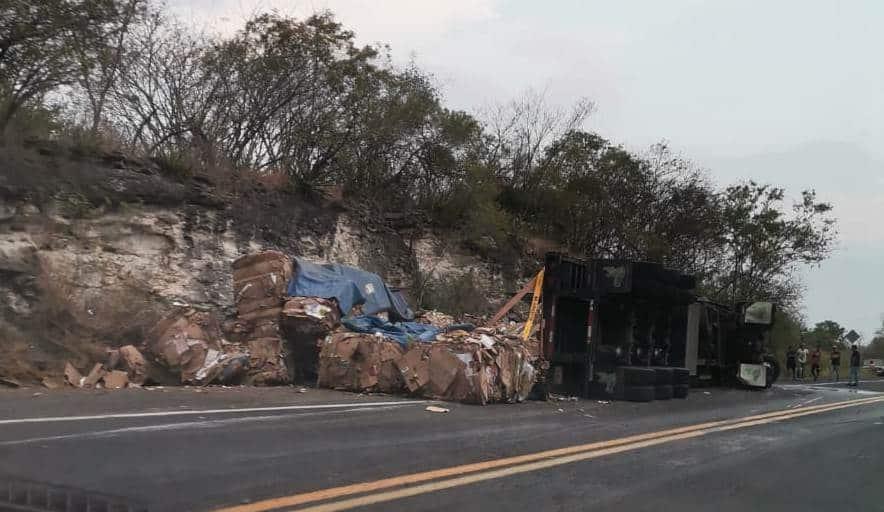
[
  {"left": 654, "top": 384, "right": 674, "bottom": 400},
  {"left": 617, "top": 366, "right": 656, "bottom": 387},
  {"left": 622, "top": 385, "right": 655, "bottom": 402},
  {"left": 673, "top": 384, "right": 689, "bottom": 399},
  {"left": 671, "top": 367, "right": 690, "bottom": 386},
  {"left": 649, "top": 367, "right": 675, "bottom": 385},
  {"left": 763, "top": 356, "right": 781, "bottom": 388}
]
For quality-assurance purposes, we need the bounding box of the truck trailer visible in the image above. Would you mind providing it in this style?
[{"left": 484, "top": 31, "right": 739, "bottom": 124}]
[{"left": 539, "top": 253, "right": 780, "bottom": 400}]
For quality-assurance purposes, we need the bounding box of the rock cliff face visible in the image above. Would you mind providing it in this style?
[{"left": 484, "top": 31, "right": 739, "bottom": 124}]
[{"left": 0, "top": 142, "right": 518, "bottom": 383}]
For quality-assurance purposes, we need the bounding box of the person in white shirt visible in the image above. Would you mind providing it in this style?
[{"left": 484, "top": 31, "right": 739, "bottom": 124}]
[{"left": 796, "top": 343, "right": 810, "bottom": 380}]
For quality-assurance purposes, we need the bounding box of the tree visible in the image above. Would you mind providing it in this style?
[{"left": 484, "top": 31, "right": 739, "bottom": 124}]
[
  {"left": 0, "top": 0, "right": 140, "bottom": 132},
  {"left": 107, "top": 11, "right": 214, "bottom": 158},
  {"left": 71, "top": 0, "right": 146, "bottom": 133},
  {"left": 803, "top": 320, "right": 847, "bottom": 349},
  {"left": 865, "top": 316, "right": 884, "bottom": 359},
  {"left": 707, "top": 183, "right": 837, "bottom": 308}
]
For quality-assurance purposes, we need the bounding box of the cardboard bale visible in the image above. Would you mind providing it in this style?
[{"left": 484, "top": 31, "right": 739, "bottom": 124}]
[
  {"left": 235, "top": 273, "right": 288, "bottom": 302},
  {"left": 82, "top": 363, "right": 107, "bottom": 388},
  {"left": 395, "top": 344, "right": 431, "bottom": 394},
  {"left": 224, "top": 316, "right": 283, "bottom": 343},
  {"left": 237, "top": 307, "right": 283, "bottom": 323},
  {"left": 233, "top": 251, "right": 293, "bottom": 304},
  {"left": 246, "top": 337, "right": 290, "bottom": 385},
  {"left": 236, "top": 296, "right": 284, "bottom": 317},
  {"left": 146, "top": 309, "right": 223, "bottom": 384},
  {"left": 119, "top": 345, "right": 148, "bottom": 384},
  {"left": 102, "top": 370, "right": 129, "bottom": 389},
  {"left": 281, "top": 297, "right": 340, "bottom": 336},
  {"left": 317, "top": 333, "right": 405, "bottom": 393},
  {"left": 64, "top": 362, "right": 84, "bottom": 388},
  {"left": 420, "top": 335, "right": 536, "bottom": 405}
]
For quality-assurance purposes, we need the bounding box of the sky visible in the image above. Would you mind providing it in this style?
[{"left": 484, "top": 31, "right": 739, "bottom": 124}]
[{"left": 171, "top": 0, "right": 884, "bottom": 339}]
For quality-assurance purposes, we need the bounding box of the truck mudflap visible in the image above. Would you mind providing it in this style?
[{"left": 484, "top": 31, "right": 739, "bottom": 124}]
[{"left": 738, "top": 363, "right": 767, "bottom": 387}]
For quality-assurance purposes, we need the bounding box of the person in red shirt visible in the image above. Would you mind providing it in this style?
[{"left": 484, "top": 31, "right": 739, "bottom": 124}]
[{"left": 810, "top": 346, "right": 822, "bottom": 382}]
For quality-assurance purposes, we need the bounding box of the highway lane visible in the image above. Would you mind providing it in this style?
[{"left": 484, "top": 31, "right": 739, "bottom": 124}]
[{"left": 0, "top": 381, "right": 881, "bottom": 511}]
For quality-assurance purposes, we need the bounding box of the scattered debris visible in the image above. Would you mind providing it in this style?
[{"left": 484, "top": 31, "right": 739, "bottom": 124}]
[
  {"left": 416, "top": 310, "right": 456, "bottom": 329},
  {"left": 597, "top": 400, "right": 611, "bottom": 405},
  {"left": 32, "top": 392, "right": 43, "bottom": 397},
  {"left": 425, "top": 405, "right": 450, "bottom": 413}
]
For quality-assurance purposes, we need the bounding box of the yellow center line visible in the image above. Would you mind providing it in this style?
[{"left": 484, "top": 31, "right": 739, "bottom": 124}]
[
  {"left": 294, "top": 396, "right": 884, "bottom": 512},
  {"left": 214, "top": 395, "right": 884, "bottom": 512}
]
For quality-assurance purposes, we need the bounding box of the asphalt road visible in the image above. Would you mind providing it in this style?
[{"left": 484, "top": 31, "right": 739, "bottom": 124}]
[{"left": 1, "top": 380, "right": 882, "bottom": 512}]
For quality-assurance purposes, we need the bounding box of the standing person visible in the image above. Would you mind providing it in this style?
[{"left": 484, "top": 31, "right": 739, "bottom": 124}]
[
  {"left": 786, "top": 345, "right": 797, "bottom": 380},
  {"left": 796, "top": 343, "right": 809, "bottom": 380},
  {"left": 848, "top": 344, "right": 861, "bottom": 387},
  {"left": 830, "top": 345, "right": 841, "bottom": 381},
  {"left": 810, "top": 346, "right": 822, "bottom": 381}
]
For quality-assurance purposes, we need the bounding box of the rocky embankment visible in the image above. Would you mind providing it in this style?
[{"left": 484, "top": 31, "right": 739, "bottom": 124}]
[{"left": 0, "top": 141, "right": 523, "bottom": 384}]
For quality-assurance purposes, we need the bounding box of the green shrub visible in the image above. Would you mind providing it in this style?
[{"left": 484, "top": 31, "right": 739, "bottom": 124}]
[{"left": 153, "top": 149, "right": 194, "bottom": 179}]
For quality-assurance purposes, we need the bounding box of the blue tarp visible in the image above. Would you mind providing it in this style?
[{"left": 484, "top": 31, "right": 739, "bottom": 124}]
[
  {"left": 287, "top": 259, "right": 415, "bottom": 321},
  {"left": 341, "top": 316, "right": 477, "bottom": 347},
  {"left": 342, "top": 316, "right": 440, "bottom": 346}
]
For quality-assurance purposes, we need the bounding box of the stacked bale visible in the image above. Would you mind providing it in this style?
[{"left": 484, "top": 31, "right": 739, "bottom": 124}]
[
  {"left": 398, "top": 329, "right": 535, "bottom": 404},
  {"left": 318, "top": 327, "right": 536, "bottom": 404},
  {"left": 317, "top": 332, "right": 404, "bottom": 393},
  {"left": 232, "top": 251, "right": 293, "bottom": 385}
]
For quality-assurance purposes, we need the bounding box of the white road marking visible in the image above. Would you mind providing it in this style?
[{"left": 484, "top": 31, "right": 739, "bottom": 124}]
[
  {"left": 0, "top": 400, "right": 426, "bottom": 426},
  {"left": 0, "top": 405, "right": 413, "bottom": 446}
]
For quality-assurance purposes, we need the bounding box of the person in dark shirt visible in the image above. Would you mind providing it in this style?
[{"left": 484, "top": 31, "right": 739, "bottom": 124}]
[
  {"left": 848, "top": 345, "right": 861, "bottom": 387},
  {"left": 786, "top": 346, "right": 797, "bottom": 381},
  {"left": 810, "top": 346, "right": 822, "bottom": 381},
  {"left": 829, "top": 345, "right": 841, "bottom": 381}
]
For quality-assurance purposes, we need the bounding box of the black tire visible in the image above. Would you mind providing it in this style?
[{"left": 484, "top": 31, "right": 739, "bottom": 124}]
[
  {"left": 649, "top": 367, "right": 675, "bottom": 385},
  {"left": 763, "top": 356, "right": 780, "bottom": 388},
  {"left": 671, "top": 367, "right": 690, "bottom": 385},
  {"left": 622, "top": 385, "right": 655, "bottom": 402},
  {"left": 673, "top": 384, "right": 689, "bottom": 399},
  {"left": 655, "top": 384, "right": 674, "bottom": 400},
  {"left": 617, "top": 366, "right": 656, "bottom": 387}
]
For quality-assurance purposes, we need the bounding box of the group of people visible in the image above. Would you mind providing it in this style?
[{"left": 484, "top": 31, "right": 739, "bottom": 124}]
[{"left": 786, "top": 343, "right": 862, "bottom": 386}]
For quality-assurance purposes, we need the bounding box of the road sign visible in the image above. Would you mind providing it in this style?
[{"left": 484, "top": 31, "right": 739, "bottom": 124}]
[{"left": 845, "top": 329, "right": 861, "bottom": 343}]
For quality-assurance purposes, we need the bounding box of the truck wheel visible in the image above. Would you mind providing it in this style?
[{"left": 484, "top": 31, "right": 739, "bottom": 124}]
[
  {"left": 763, "top": 356, "right": 780, "bottom": 388},
  {"left": 673, "top": 384, "right": 689, "bottom": 399},
  {"left": 654, "top": 384, "right": 674, "bottom": 400},
  {"left": 671, "top": 368, "right": 690, "bottom": 386},
  {"left": 622, "top": 385, "right": 655, "bottom": 402},
  {"left": 649, "top": 367, "right": 675, "bottom": 385},
  {"left": 617, "top": 366, "right": 656, "bottom": 387}
]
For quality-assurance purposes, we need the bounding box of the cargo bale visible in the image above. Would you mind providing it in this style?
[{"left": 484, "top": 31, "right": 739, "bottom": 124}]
[{"left": 317, "top": 333, "right": 405, "bottom": 393}]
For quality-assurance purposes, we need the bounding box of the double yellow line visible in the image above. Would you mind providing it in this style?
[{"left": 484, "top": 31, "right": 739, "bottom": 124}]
[{"left": 216, "top": 395, "right": 884, "bottom": 512}]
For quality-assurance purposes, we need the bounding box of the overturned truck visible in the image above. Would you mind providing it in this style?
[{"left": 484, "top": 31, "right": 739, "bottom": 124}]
[{"left": 539, "top": 253, "right": 778, "bottom": 401}]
